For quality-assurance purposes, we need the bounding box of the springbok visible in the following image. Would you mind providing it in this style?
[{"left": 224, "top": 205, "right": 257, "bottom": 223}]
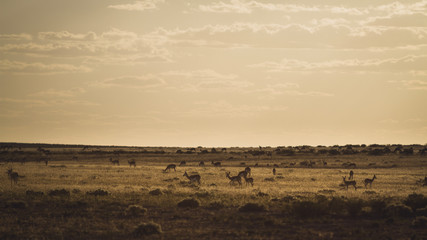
[
  {"left": 199, "top": 161, "right": 205, "bottom": 167},
  {"left": 179, "top": 161, "right": 186, "bottom": 166},
  {"left": 6, "top": 168, "right": 20, "bottom": 187},
  {"left": 245, "top": 167, "right": 251, "bottom": 176},
  {"left": 342, "top": 176, "right": 357, "bottom": 190},
  {"left": 128, "top": 160, "right": 136, "bottom": 168},
  {"left": 226, "top": 172, "right": 242, "bottom": 186},
  {"left": 349, "top": 170, "right": 354, "bottom": 180},
  {"left": 211, "top": 161, "right": 221, "bottom": 167},
  {"left": 164, "top": 164, "right": 176, "bottom": 172},
  {"left": 363, "top": 175, "right": 377, "bottom": 188},
  {"left": 243, "top": 175, "right": 254, "bottom": 187},
  {"left": 183, "top": 171, "right": 201, "bottom": 184},
  {"left": 109, "top": 158, "right": 119, "bottom": 166},
  {"left": 238, "top": 170, "right": 248, "bottom": 178}
]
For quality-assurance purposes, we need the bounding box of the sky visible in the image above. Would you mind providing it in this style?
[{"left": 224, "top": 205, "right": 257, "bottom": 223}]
[{"left": 0, "top": 0, "right": 426, "bottom": 147}]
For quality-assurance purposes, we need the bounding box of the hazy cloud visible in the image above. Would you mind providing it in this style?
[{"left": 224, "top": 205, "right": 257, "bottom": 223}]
[
  {"left": 0, "top": 60, "right": 91, "bottom": 75},
  {"left": 249, "top": 55, "right": 427, "bottom": 72},
  {"left": 108, "top": 0, "right": 165, "bottom": 11},
  {"left": 93, "top": 75, "right": 166, "bottom": 89}
]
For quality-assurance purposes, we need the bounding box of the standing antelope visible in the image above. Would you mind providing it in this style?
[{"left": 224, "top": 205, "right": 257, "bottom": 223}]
[
  {"left": 128, "top": 160, "right": 136, "bottom": 168},
  {"left": 183, "top": 171, "right": 201, "bottom": 184},
  {"left": 243, "top": 175, "right": 254, "bottom": 187},
  {"left": 6, "top": 168, "right": 20, "bottom": 187},
  {"left": 342, "top": 176, "right": 357, "bottom": 190},
  {"left": 273, "top": 168, "right": 276, "bottom": 175},
  {"left": 199, "top": 161, "right": 205, "bottom": 167},
  {"left": 363, "top": 175, "right": 377, "bottom": 188},
  {"left": 226, "top": 172, "right": 242, "bottom": 187},
  {"left": 110, "top": 158, "right": 119, "bottom": 166},
  {"left": 238, "top": 170, "right": 248, "bottom": 178},
  {"left": 164, "top": 164, "right": 176, "bottom": 172},
  {"left": 349, "top": 170, "right": 354, "bottom": 180},
  {"left": 211, "top": 161, "right": 221, "bottom": 167},
  {"left": 245, "top": 167, "right": 251, "bottom": 176}
]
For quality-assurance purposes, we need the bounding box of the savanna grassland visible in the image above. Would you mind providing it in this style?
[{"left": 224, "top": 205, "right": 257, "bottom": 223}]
[{"left": 1, "top": 143, "right": 427, "bottom": 240}]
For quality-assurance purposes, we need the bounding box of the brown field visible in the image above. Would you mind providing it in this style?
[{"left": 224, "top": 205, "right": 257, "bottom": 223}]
[{"left": 1, "top": 143, "right": 427, "bottom": 239}]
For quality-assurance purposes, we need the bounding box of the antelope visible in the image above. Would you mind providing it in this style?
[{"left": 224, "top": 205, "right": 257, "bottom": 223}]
[
  {"left": 243, "top": 175, "right": 254, "bottom": 187},
  {"left": 45, "top": 159, "right": 49, "bottom": 166},
  {"left": 183, "top": 171, "right": 201, "bottom": 184},
  {"left": 349, "top": 170, "right": 354, "bottom": 180},
  {"left": 110, "top": 158, "right": 119, "bottom": 166},
  {"left": 238, "top": 170, "right": 248, "bottom": 178},
  {"left": 226, "top": 172, "right": 242, "bottom": 186},
  {"left": 6, "top": 168, "right": 20, "bottom": 187},
  {"left": 245, "top": 167, "right": 251, "bottom": 176},
  {"left": 342, "top": 176, "right": 357, "bottom": 190},
  {"left": 363, "top": 175, "right": 377, "bottom": 188},
  {"left": 128, "top": 160, "right": 136, "bottom": 168},
  {"left": 273, "top": 168, "right": 276, "bottom": 175},
  {"left": 164, "top": 164, "right": 176, "bottom": 172},
  {"left": 179, "top": 161, "right": 186, "bottom": 166},
  {"left": 199, "top": 161, "right": 205, "bottom": 167},
  {"left": 211, "top": 161, "right": 221, "bottom": 167}
]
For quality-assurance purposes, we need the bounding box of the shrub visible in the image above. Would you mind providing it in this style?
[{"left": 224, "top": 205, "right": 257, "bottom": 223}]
[
  {"left": 126, "top": 205, "right": 147, "bottom": 217},
  {"left": 369, "top": 199, "right": 387, "bottom": 217},
  {"left": 6, "top": 200, "right": 27, "bottom": 209},
  {"left": 385, "top": 204, "right": 413, "bottom": 218},
  {"left": 177, "top": 198, "right": 200, "bottom": 208},
  {"left": 346, "top": 199, "right": 364, "bottom": 217},
  {"left": 48, "top": 189, "right": 70, "bottom": 197},
  {"left": 415, "top": 207, "right": 427, "bottom": 217},
  {"left": 239, "top": 203, "right": 266, "bottom": 212},
  {"left": 149, "top": 189, "right": 163, "bottom": 196},
  {"left": 412, "top": 216, "right": 427, "bottom": 228},
  {"left": 292, "top": 200, "right": 328, "bottom": 218},
  {"left": 133, "top": 222, "right": 162, "bottom": 236},
  {"left": 404, "top": 193, "right": 427, "bottom": 211},
  {"left": 328, "top": 197, "right": 347, "bottom": 215},
  {"left": 26, "top": 190, "right": 44, "bottom": 197},
  {"left": 86, "top": 189, "right": 109, "bottom": 196}
]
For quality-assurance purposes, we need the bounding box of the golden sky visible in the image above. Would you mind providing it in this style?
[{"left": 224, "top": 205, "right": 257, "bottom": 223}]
[{"left": 1, "top": 0, "right": 426, "bottom": 147}]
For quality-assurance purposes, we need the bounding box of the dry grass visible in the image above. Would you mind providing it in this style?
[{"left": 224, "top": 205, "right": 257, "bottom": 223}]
[{"left": 0, "top": 145, "right": 427, "bottom": 239}]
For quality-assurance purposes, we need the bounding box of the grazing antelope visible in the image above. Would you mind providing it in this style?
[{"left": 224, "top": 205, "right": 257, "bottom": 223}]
[
  {"left": 273, "top": 168, "right": 276, "bottom": 175},
  {"left": 6, "top": 168, "right": 20, "bottom": 187},
  {"left": 226, "top": 172, "right": 242, "bottom": 186},
  {"left": 211, "top": 161, "right": 221, "bottom": 167},
  {"left": 109, "top": 158, "right": 119, "bottom": 166},
  {"left": 342, "top": 176, "right": 357, "bottom": 190},
  {"left": 199, "top": 161, "right": 205, "bottom": 167},
  {"left": 349, "top": 170, "right": 354, "bottom": 180},
  {"left": 243, "top": 175, "right": 254, "bottom": 187},
  {"left": 363, "top": 175, "right": 377, "bottom": 188},
  {"left": 128, "top": 160, "right": 136, "bottom": 168},
  {"left": 183, "top": 171, "right": 201, "bottom": 184},
  {"left": 179, "top": 161, "right": 186, "bottom": 166},
  {"left": 164, "top": 164, "right": 176, "bottom": 172},
  {"left": 245, "top": 167, "right": 251, "bottom": 176}
]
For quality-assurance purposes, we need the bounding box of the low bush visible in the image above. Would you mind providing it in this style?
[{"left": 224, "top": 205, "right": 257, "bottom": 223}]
[
  {"left": 239, "top": 203, "right": 266, "bottom": 212},
  {"left": 412, "top": 216, "right": 427, "bottom": 228},
  {"left": 404, "top": 193, "right": 427, "bottom": 211},
  {"left": 133, "top": 222, "right": 162, "bottom": 236},
  {"left": 125, "top": 205, "right": 147, "bottom": 217},
  {"left": 86, "top": 189, "right": 109, "bottom": 196},
  {"left": 177, "top": 198, "right": 200, "bottom": 208}
]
